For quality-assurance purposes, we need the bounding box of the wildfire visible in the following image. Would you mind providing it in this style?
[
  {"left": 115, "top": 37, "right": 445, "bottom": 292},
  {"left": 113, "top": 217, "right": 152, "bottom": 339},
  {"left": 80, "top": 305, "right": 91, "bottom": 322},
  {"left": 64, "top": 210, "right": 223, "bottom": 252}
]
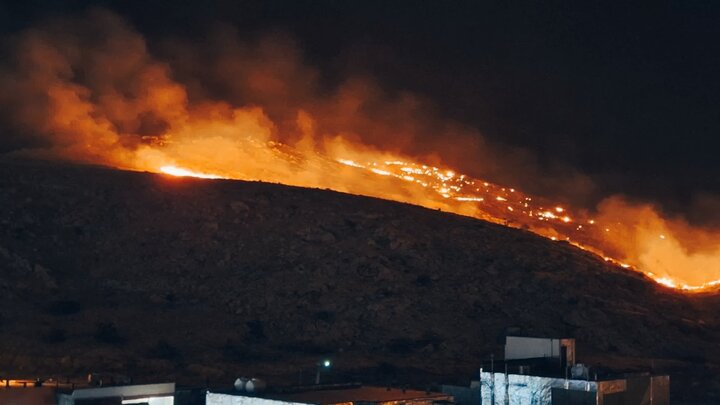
[
  {"left": 4, "top": 9, "right": 719, "bottom": 294},
  {"left": 160, "top": 165, "right": 226, "bottom": 179},
  {"left": 152, "top": 147, "right": 720, "bottom": 292}
]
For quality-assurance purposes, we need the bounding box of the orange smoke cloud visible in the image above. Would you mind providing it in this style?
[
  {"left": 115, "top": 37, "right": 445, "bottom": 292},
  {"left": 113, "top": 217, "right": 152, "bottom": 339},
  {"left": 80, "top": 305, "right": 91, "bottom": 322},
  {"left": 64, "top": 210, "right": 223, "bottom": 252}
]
[
  {"left": 0, "top": 9, "right": 719, "bottom": 292},
  {"left": 594, "top": 197, "right": 720, "bottom": 288}
]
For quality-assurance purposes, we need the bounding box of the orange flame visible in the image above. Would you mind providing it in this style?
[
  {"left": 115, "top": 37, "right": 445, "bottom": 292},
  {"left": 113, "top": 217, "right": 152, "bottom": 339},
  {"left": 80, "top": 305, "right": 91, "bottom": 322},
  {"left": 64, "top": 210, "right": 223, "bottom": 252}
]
[
  {"left": 2, "top": 10, "right": 720, "bottom": 293},
  {"left": 153, "top": 152, "right": 720, "bottom": 292},
  {"left": 160, "top": 165, "right": 226, "bottom": 179}
]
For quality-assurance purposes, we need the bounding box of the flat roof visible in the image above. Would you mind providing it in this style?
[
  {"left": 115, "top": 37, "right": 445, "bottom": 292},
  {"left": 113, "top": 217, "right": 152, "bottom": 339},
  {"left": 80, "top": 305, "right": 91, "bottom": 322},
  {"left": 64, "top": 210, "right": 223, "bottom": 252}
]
[
  {"left": 211, "top": 386, "right": 452, "bottom": 405},
  {"left": 505, "top": 335, "right": 574, "bottom": 341},
  {"left": 66, "top": 382, "right": 176, "bottom": 399},
  {"left": 270, "top": 386, "right": 450, "bottom": 404}
]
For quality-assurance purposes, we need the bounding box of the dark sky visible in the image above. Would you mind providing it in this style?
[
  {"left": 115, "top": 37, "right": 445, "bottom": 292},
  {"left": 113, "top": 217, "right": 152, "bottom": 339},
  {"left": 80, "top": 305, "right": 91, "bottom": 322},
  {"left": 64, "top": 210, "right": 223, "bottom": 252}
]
[{"left": 2, "top": 0, "right": 720, "bottom": 218}]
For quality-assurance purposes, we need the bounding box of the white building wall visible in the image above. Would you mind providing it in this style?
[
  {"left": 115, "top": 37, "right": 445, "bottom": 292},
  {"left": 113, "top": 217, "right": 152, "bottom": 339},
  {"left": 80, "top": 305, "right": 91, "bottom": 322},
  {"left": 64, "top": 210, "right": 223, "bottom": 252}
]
[
  {"left": 59, "top": 383, "right": 176, "bottom": 405},
  {"left": 123, "top": 395, "right": 174, "bottom": 405},
  {"left": 480, "top": 372, "right": 598, "bottom": 405},
  {"left": 58, "top": 394, "right": 73, "bottom": 405},
  {"left": 206, "top": 393, "right": 306, "bottom": 405}
]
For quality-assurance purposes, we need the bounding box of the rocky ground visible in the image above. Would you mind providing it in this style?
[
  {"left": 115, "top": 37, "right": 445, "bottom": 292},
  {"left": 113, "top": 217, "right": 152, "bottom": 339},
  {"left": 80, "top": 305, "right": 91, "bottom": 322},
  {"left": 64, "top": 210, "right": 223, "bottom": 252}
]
[{"left": 1, "top": 158, "right": 719, "bottom": 403}]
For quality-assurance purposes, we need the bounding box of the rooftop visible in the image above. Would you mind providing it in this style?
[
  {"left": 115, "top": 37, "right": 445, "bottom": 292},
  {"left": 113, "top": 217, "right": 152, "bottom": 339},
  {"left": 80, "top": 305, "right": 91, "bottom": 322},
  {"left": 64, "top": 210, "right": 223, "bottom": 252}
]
[{"left": 213, "top": 385, "right": 452, "bottom": 405}]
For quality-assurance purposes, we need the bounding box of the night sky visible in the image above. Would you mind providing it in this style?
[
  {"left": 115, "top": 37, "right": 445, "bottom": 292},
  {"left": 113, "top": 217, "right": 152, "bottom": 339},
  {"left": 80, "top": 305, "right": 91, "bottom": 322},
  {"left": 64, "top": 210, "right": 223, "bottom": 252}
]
[{"left": 2, "top": 0, "right": 719, "bottom": 222}]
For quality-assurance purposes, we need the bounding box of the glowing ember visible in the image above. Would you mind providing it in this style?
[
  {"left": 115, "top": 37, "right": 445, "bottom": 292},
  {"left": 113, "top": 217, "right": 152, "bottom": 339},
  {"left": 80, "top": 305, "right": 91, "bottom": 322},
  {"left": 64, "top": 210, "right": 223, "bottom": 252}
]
[
  {"left": 326, "top": 156, "right": 720, "bottom": 292},
  {"left": 370, "top": 168, "right": 392, "bottom": 176}
]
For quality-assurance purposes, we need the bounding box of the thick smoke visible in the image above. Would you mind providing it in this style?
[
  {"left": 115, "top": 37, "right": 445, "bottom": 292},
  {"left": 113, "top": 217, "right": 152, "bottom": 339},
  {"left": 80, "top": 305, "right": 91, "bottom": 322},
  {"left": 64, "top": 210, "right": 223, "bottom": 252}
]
[
  {"left": 1, "top": 9, "right": 719, "bottom": 290},
  {"left": 0, "top": 9, "right": 591, "bottom": 194},
  {"left": 0, "top": 10, "right": 186, "bottom": 165},
  {"left": 594, "top": 197, "right": 720, "bottom": 287}
]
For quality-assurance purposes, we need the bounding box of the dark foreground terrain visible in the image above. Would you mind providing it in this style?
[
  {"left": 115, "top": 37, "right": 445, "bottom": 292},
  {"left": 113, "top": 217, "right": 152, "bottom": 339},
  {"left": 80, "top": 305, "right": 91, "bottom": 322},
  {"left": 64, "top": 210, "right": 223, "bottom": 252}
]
[{"left": 1, "top": 159, "right": 719, "bottom": 403}]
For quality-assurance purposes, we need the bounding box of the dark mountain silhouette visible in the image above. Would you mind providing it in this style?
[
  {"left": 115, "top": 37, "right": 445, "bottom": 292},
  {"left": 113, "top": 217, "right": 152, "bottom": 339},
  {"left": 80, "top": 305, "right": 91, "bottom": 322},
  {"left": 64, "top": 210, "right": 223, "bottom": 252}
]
[{"left": 1, "top": 158, "right": 719, "bottom": 403}]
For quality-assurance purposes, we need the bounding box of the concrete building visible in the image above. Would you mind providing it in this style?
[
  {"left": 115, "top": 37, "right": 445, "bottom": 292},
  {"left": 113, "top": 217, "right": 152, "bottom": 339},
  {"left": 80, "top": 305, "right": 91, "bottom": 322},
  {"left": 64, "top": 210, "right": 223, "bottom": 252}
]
[
  {"left": 504, "top": 336, "right": 575, "bottom": 370},
  {"left": 480, "top": 370, "right": 669, "bottom": 405},
  {"left": 57, "top": 382, "right": 176, "bottom": 405},
  {"left": 207, "top": 385, "right": 453, "bottom": 405},
  {"left": 477, "top": 336, "right": 670, "bottom": 404}
]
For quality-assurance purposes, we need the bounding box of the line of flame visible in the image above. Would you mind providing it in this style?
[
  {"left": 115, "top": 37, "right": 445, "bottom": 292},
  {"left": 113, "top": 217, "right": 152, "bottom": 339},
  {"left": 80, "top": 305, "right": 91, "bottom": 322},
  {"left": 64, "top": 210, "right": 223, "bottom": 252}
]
[{"left": 158, "top": 159, "right": 720, "bottom": 293}]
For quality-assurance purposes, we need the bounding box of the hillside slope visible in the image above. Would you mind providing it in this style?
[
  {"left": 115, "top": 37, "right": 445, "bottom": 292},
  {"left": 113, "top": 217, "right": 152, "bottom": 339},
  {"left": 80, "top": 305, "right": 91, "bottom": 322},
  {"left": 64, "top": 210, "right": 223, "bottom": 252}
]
[{"left": 1, "top": 159, "right": 719, "bottom": 402}]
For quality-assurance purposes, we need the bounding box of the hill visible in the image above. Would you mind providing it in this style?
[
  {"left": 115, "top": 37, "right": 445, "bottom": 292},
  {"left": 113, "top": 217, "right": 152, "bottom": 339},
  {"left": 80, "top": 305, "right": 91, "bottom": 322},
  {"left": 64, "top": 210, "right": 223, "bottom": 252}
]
[{"left": 1, "top": 159, "right": 719, "bottom": 403}]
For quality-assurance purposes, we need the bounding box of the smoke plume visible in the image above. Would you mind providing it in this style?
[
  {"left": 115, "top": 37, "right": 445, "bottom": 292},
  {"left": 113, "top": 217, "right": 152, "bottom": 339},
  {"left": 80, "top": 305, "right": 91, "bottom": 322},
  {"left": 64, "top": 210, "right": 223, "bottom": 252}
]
[{"left": 1, "top": 9, "right": 719, "bottom": 291}]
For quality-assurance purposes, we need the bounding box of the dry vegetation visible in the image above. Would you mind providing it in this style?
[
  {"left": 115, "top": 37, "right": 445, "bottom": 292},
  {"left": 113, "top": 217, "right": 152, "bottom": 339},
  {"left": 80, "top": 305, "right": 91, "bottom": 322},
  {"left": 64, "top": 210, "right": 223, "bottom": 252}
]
[{"left": 1, "top": 159, "right": 719, "bottom": 403}]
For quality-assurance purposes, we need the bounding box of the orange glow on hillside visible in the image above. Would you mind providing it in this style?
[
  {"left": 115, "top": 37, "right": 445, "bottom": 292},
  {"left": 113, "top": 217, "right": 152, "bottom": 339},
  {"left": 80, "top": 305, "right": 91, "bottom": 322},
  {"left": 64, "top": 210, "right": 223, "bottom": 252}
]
[
  {"left": 146, "top": 145, "right": 720, "bottom": 292},
  {"left": 160, "top": 165, "right": 225, "bottom": 179},
  {"left": 3, "top": 10, "right": 720, "bottom": 293}
]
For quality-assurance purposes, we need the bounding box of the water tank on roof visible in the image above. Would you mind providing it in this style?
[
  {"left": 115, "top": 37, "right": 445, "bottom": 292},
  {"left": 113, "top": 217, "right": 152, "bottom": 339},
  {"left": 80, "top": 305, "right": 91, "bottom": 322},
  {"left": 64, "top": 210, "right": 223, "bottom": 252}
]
[
  {"left": 571, "top": 363, "right": 589, "bottom": 379},
  {"left": 246, "top": 378, "right": 266, "bottom": 393},
  {"left": 234, "top": 377, "right": 249, "bottom": 391}
]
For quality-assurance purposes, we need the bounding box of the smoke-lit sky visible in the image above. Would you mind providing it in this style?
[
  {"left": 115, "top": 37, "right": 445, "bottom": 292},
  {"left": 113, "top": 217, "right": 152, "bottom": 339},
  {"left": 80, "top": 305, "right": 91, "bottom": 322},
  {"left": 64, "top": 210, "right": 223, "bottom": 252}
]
[{"left": 2, "top": 0, "right": 719, "bottom": 223}]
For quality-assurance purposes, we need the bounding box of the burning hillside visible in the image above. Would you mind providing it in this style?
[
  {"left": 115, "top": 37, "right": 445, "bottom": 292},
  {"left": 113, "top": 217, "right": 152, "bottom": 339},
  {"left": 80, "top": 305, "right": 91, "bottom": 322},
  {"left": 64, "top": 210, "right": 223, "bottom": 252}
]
[
  {"left": 1, "top": 9, "right": 719, "bottom": 291},
  {"left": 1, "top": 158, "right": 720, "bottom": 405},
  {"left": 155, "top": 144, "right": 720, "bottom": 292}
]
